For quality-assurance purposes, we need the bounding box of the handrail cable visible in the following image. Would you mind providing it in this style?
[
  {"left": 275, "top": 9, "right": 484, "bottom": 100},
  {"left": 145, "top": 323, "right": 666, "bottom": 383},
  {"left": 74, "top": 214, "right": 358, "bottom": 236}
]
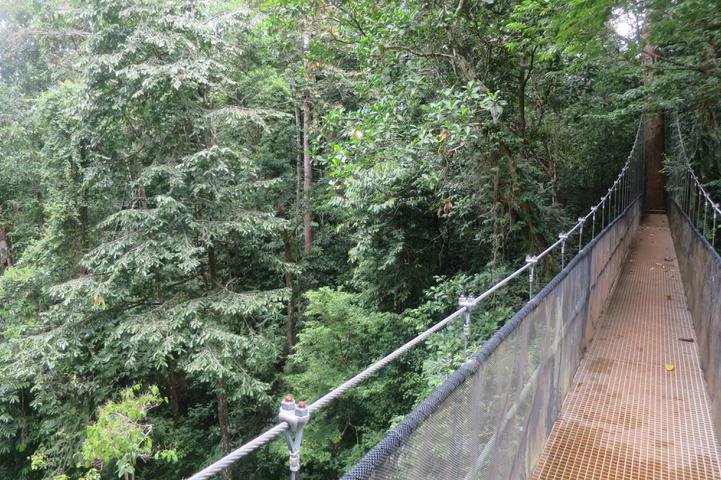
[
  {"left": 187, "top": 117, "right": 644, "bottom": 480},
  {"left": 669, "top": 112, "right": 721, "bottom": 247}
]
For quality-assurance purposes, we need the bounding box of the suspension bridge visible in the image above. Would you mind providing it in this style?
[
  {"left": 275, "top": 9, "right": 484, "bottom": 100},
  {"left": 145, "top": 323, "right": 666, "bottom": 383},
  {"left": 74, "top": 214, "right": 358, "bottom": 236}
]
[{"left": 188, "top": 113, "right": 721, "bottom": 480}]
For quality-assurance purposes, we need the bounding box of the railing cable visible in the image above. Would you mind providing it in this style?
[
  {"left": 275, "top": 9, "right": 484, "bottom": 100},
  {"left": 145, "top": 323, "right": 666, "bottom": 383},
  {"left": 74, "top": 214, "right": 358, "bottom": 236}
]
[
  {"left": 668, "top": 112, "right": 721, "bottom": 248},
  {"left": 187, "top": 117, "right": 645, "bottom": 480}
]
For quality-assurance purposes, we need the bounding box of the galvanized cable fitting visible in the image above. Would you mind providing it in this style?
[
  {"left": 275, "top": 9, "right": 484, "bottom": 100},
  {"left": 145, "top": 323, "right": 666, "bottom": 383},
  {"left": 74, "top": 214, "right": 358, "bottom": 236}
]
[
  {"left": 577, "top": 217, "right": 585, "bottom": 253},
  {"left": 459, "top": 295, "right": 475, "bottom": 360},
  {"left": 558, "top": 232, "right": 568, "bottom": 268},
  {"left": 525, "top": 255, "right": 538, "bottom": 300},
  {"left": 279, "top": 396, "right": 310, "bottom": 480}
]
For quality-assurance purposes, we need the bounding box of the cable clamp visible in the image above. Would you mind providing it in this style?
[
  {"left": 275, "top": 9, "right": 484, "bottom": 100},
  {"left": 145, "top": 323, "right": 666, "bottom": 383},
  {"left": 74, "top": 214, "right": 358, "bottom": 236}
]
[
  {"left": 279, "top": 396, "right": 310, "bottom": 477},
  {"left": 289, "top": 452, "right": 300, "bottom": 472},
  {"left": 458, "top": 295, "right": 475, "bottom": 310}
]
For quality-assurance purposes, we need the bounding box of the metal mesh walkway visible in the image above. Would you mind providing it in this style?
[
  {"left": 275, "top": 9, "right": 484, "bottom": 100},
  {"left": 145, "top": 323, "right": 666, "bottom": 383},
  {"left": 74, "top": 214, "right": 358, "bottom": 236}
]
[{"left": 532, "top": 214, "right": 721, "bottom": 479}]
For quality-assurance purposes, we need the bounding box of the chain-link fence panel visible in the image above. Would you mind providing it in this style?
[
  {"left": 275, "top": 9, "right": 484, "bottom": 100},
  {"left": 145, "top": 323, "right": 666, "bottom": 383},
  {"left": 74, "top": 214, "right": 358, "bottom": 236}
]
[{"left": 343, "top": 200, "right": 642, "bottom": 480}]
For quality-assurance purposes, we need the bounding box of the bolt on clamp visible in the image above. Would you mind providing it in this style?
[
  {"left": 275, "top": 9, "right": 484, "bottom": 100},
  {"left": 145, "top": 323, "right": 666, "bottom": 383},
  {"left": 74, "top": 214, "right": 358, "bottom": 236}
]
[{"left": 458, "top": 295, "right": 475, "bottom": 310}]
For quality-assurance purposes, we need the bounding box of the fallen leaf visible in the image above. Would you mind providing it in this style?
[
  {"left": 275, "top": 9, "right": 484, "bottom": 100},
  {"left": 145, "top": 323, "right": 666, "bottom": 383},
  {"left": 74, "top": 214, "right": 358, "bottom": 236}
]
[{"left": 665, "top": 363, "right": 675, "bottom": 372}]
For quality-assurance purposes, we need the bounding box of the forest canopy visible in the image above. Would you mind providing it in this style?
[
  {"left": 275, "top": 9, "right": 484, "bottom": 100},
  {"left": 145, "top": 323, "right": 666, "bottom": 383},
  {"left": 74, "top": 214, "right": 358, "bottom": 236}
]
[{"left": 0, "top": 0, "right": 719, "bottom": 479}]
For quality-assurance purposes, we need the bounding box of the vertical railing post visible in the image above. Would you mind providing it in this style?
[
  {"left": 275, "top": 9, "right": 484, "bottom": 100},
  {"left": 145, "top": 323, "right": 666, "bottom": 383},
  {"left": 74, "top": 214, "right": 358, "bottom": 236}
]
[
  {"left": 682, "top": 171, "right": 687, "bottom": 213},
  {"left": 458, "top": 296, "right": 474, "bottom": 361},
  {"left": 525, "top": 255, "right": 538, "bottom": 300},
  {"left": 685, "top": 171, "right": 691, "bottom": 215},
  {"left": 696, "top": 183, "right": 702, "bottom": 231},
  {"left": 591, "top": 206, "right": 597, "bottom": 239},
  {"left": 578, "top": 217, "right": 585, "bottom": 253},
  {"left": 559, "top": 232, "right": 568, "bottom": 269},
  {"left": 713, "top": 205, "right": 718, "bottom": 247},
  {"left": 279, "top": 396, "right": 310, "bottom": 480},
  {"left": 623, "top": 164, "right": 631, "bottom": 206}
]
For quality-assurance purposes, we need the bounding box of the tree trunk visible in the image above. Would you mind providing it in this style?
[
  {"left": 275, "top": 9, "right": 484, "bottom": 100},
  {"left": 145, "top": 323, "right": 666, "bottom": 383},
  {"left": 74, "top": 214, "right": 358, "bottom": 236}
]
[
  {"left": 208, "top": 246, "right": 218, "bottom": 287},
  {"left": 79, "top": 138, "right": 89, "bottom": 250},
  {"left": 518, "top": 49, "right": 535, "bottom": 137},
  {"left": 295, "top": 108, "right": 303, "bottom": 208},
  {"left": 303, "top": 32, "right": 313, "bottom": 257},
  {"left": 518, "top": 58, "right": 527, "bottom": 135},
  {"left": 643, "top": 43, "right": 666, "bottom": 212},
  {"left": 0, "top": 227, "right": 10, "bottom": 274},
  {"left": 168, "top": 369, "right": 189, "bottom": 427},
  {"left": 303, "top": 98, "right": 313, "bottom": 257},
  {"left": 284, "top": 234, "right": 296, "bottom": 348},
  {"left": 217, "top": 389, "right": 232, "bottom": 480}
]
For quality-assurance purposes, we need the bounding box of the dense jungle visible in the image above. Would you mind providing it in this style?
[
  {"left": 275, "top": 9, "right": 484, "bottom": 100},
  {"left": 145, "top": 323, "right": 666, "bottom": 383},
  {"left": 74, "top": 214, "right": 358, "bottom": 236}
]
[{"left": 0, "top": 0, "right": 720, "bottom": 478}]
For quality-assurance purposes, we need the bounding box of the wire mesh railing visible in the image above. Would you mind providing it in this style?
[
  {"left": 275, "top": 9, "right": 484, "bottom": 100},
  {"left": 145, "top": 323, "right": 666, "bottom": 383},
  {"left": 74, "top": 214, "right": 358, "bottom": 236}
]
[
  {"left": 666, "top": 112, "right": 721, "bottom": 249},
  {"left": 187, "top": 118, "right": 645, "bottom": 480}
]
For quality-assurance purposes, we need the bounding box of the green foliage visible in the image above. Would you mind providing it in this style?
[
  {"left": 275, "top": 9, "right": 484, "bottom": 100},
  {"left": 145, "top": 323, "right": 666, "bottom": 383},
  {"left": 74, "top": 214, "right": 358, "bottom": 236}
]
[
  {"left": 1, "top": 0, "right": 718, "bottom": 479},
  {"left": 282, "top": 288, "right": 412, "bottom": 477},
  {"left": 80, "top": 385, "right": 177, "bottom": 480}
]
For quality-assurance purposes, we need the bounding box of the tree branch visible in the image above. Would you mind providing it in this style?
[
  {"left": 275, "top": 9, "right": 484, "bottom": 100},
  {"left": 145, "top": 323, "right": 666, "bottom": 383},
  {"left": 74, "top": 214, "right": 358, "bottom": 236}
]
[
  {"left": 654, "top": 51, "right": 721, "bottom": 79},
  {"left": 15, "top": 29, "right": 91, "bottom": 38}
]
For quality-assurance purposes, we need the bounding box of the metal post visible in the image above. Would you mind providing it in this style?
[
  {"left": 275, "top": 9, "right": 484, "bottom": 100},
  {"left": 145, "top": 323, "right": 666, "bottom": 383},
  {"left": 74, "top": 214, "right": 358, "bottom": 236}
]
[
  {"left": 686, "top": 172, "right": 691, "bottom": 215},
  {"left": 696, "top": 183, "right": 701, "bottom": 231},
  {"left": 624, "top": 164, "right": 632, "bottom": 206},
  {"left": 601, "top": 197, "right": 605, "bottom": 229},
  {"left": 578, "top": 218, "right": 585, "bottom": 253},
  {"left": 713, "top": 206, "right": 718, "bottom": 247},
  {"left": 682, "top": 171, "right": 687, "bottom": 212},
  {"left": 525, "top": 255, "right": 538, "bottom": 300},
  {"left": 591, "top": 207, "right": 597, "bottom": 239},
  {"left": 458, "top": 296, "right": 474, "bottom": 361},
  {"left": 703, "top": 197, "right": 708, "bottom": 238},
  {"left": 624, "top": 164, "right": 632, "bottom": 208},
  {"left": 690, "top": 181, "right": 695, "bottom": 222},
  {"left": 693, "top": 184, "right": 698, "bottom": 227},
  {"left": 559, "top": 232, "right": 568, "bottom": 268},
  {"left": 279, "top": 396, "right": 310, "bottom": 480}
]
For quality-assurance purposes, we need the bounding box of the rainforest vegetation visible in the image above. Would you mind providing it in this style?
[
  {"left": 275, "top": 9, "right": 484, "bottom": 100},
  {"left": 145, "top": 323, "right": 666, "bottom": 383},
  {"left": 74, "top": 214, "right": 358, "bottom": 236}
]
[{"left": 0, "top": 0, "right": 719, "bottom": 478}]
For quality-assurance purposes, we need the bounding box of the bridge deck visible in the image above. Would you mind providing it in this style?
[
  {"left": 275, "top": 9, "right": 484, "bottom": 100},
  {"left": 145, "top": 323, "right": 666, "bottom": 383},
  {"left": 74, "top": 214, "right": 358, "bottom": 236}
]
[{"left": 532, "top": 214, "right": 721, "bottom": 479}]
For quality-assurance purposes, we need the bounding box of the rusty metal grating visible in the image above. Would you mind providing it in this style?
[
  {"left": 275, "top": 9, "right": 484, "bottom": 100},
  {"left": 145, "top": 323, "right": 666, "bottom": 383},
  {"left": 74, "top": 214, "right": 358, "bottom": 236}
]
[{"left": 532, "top": 214, "right": 721, "bottom": 479}]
